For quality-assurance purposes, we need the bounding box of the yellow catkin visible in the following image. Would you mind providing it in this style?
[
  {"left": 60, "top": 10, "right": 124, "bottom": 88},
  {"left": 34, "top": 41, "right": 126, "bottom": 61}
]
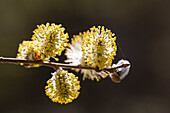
[
  {"left": 65, "top": 33, "right": 111, "bottom": 81},
  {"left": 81, "top": 26, "right": 117, "bottom": 70},
  {"left": 16, "top": 41, "right": 41, "bottom": 67},
  {"left": 17, "top": 23, "right": 69, "bottom": 67},
  {"left": 16, "top": 23, "right": 69, "bottom": 67},
  {"left": 45, "top": 68, "right": 81, "bottom": 104},
  {"left": 31, "top": 23, "right": 69, "bottom": 60}
]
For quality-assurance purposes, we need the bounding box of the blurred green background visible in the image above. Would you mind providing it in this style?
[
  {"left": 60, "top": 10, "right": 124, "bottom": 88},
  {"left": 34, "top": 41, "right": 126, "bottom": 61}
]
[{"left": 0, "top": 0, "right": 170, "bottom": 113}]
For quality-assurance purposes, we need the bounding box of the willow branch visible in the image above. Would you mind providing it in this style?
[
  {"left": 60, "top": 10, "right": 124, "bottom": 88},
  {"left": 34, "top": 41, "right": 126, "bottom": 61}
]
[{"left": 0, "top": 57, "right": 129, "bottom": 73}]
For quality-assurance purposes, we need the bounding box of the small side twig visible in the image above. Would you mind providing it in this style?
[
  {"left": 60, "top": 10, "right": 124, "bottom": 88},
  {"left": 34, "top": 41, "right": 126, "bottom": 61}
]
[{"left": 0, "top": 57, "right": 129, "bottom": 73}]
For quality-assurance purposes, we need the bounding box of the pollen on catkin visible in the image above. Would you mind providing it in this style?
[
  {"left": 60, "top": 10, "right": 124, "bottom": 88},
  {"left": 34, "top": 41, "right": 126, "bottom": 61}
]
[
  {"left": 45, "top": 68, "right": 81, "bottom": 104},
  {"left": 31, "top": 23, "right": 69, "bottom": 61},
  {"left": 81, "top": 26, "right": 117, "bottom": 70}
]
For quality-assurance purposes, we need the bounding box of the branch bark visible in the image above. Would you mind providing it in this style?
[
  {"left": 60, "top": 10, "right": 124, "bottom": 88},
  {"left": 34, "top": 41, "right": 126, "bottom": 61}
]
[{"left": 0, "top": 57, "right": 129, "bottom": 73}]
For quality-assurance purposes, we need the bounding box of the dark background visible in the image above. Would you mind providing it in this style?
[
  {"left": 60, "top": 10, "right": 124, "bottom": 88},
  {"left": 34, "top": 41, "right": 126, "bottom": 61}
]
[{"left": 0, "top": 0, "right": 170, "bottom": 113}]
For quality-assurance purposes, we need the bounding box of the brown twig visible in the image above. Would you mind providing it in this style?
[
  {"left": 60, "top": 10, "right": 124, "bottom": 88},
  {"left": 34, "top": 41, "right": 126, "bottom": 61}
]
[{"left": 0, "top": 57, "right": 130, "bottom": 73}]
